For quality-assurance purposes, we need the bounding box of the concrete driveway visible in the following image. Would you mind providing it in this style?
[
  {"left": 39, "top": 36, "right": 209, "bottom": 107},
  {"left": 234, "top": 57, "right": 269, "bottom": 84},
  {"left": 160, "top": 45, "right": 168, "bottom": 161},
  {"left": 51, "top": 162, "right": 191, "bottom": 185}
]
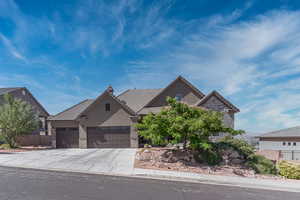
[{"left": 0, "top": 148, "right": 137, "bottom": 175}]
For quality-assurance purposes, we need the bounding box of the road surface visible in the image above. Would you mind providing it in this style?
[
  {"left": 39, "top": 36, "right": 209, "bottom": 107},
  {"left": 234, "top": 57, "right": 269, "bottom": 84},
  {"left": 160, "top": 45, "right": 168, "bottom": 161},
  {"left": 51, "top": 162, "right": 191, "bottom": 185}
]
[{"left": 0, "top": 166, "right": 299, "bottom": 200}]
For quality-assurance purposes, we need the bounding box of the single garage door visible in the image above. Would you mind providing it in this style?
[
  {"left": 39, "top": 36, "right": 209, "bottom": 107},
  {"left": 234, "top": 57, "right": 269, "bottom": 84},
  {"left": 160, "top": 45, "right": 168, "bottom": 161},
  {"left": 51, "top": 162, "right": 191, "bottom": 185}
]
[
  {"left": 87, "top": 126, "right": 130, "bottom": 148},
  {"left": 56, "top": 127, "right": 79, "bottom": 148}
]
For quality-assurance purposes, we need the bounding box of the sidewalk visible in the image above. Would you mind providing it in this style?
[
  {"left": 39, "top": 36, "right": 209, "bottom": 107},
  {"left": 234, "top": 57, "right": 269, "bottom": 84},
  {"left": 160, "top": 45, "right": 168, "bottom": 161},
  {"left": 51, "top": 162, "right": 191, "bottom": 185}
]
[{"left": 133, "top": 168, "right": 300, "bottom": 193}]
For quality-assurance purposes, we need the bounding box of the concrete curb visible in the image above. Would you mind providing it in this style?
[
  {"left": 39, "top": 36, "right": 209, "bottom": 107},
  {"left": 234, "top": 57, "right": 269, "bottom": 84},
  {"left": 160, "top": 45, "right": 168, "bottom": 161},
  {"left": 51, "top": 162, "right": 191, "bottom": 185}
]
[
  {"left": 133, "top": 168, "right": 300, "bottom": 193},
  {"left": 1, "top": 163, "right": 300, "bottom": 193}
]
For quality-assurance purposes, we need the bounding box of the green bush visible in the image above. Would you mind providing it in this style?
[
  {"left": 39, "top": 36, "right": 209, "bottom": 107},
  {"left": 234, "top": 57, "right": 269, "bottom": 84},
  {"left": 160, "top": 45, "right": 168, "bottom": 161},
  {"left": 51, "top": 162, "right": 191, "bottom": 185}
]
[
  {"left": 195, "top": 147, "right": 222, "bottom": 166},
  {"left": 0, "top": 143, "right": 12, "bottom": 150},
  {"left": 278, "top": 161, "right": 300, "bottom": 179},
  {"left": 218, "top": 138, "right": 276, "bottom": 174},
  {"left": 218, "top": 137, "right": 254, "bottom": 159},
  {"left": 246, "top": 155, "right": 277, "bottom": 174}
]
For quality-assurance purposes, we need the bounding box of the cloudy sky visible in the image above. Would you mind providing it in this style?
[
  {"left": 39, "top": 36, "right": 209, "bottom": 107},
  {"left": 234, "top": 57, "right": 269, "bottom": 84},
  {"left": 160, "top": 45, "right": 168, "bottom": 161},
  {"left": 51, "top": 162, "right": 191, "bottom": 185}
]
[{"left": 1, "top": 0, "right": 300, "bottom": 134}]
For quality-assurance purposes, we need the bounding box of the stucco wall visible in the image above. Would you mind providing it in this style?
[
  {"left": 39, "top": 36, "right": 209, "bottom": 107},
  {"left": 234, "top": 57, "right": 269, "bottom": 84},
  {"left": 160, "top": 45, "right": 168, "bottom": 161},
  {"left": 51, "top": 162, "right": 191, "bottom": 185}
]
[
  {"left": 147, "top": 80, "right": 202, "bottom": 107},
  {"left": 83, "top": 93, "right": 132, "bottom": 127}
]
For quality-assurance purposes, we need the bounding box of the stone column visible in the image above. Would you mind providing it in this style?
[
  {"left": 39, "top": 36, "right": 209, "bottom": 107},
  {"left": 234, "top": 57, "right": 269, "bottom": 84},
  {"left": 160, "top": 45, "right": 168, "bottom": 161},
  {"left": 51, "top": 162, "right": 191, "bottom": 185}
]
[
  {"left": 79, "top": 123, "right": 87, "bottom": 148},
  {"left": 47, "top": 121, "right": 56, "bottom": 148},
  {"left": 130, "top": 116, "right": 139, "bottom": 148}
]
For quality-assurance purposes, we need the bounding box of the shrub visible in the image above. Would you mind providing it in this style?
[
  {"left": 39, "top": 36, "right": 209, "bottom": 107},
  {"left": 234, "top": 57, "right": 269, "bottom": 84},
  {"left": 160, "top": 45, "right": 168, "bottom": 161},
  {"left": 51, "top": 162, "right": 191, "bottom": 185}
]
[
  {"left": 278, "top": 161, "right": 300, "bottom": 179},
  {"left": 136, "top": 97, "right": 244, "bottom": 150},
  {"left": 219, "top": 138, "right": 276, "bottom": 174},
  {"left": 0, "top": 143, "right": 12, "bottom": 150},
  {"left": 246, "top": 155, "right": 277, "bottom": 174},
  {"left": 218, "top": 137, "right": 254, "bottom": 159},
  {"left": 0, "top": 94, "right": 38, "bottom": 148},
  {"left": 194, "top": 146, "right": 222, "bottom": 166}
]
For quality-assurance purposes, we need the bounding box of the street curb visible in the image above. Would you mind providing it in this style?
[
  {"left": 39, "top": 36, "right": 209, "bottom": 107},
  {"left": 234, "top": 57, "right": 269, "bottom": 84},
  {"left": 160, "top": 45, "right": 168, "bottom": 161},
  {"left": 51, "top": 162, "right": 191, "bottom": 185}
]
[{"left": 1, "top": 164, "right": 300, "bottom": 193}]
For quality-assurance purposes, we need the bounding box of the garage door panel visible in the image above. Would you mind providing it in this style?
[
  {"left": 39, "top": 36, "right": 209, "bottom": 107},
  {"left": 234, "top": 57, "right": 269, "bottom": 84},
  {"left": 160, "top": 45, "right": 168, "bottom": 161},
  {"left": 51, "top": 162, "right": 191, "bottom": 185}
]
[
  {"left": 56, "top": 127, "right": 79, "bottom": 148},
  {"left": 87, "top": 126, "right": 130, "bottom": 148}
]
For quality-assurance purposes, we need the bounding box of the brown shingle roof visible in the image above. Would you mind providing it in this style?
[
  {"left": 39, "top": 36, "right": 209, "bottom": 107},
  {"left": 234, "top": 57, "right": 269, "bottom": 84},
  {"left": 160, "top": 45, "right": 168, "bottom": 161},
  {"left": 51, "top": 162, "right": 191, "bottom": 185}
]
[
  {"left": 48, "top": 99, "right": 94, "bottom": 120},
  {"left": 117, "top": 88, "right": 163, "bottom": 112}
]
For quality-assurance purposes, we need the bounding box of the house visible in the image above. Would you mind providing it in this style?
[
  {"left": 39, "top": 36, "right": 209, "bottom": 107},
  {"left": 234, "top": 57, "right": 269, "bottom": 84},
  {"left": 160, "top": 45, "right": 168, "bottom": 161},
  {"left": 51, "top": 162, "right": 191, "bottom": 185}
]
[
  {"left": 48, "top": 76, "right": 240, "bottom": 148},
  {"left": 0, "top": 87, "right": 49, "bottom": 135},
  {"left": 258, "top": 127, "right": 300, "bottom": 160}
]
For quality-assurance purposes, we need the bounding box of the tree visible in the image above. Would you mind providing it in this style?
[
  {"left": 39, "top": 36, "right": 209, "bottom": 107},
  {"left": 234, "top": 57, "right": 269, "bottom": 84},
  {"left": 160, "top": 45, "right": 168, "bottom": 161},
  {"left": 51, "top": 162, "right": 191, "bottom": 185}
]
[
  {"left": 136, "top": 97, "right": 244, "bottom": 150},
  {"left": 0, "top": 94, "right": 38, "bottom": 148}
]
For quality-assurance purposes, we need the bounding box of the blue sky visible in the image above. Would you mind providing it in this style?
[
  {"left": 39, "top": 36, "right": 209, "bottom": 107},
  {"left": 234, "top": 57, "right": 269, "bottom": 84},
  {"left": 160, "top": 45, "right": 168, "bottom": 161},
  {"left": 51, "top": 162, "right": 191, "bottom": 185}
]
[{"left": 1, "top": 0, "right": 300, "bottom": 134}]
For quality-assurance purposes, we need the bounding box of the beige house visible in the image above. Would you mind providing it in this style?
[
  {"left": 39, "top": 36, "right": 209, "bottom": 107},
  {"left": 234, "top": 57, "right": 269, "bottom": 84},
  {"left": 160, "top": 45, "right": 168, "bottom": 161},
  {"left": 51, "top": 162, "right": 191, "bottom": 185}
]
[
  {"left": 48, "top": 76, "right": 240, "bottom": 148},
  {"left": 0, "top": 87, "right": 49, "bottom": 135}
]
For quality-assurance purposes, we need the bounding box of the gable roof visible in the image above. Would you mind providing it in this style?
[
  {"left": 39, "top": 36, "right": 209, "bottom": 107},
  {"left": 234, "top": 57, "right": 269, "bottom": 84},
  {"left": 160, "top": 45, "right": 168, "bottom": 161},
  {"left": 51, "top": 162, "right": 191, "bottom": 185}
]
[
  {"left": 117, "top": 88, "right": 163, "bottom": 112},
  {"left": 75, "top": 90, "right": 136, "bottom": 120},
  {"left": 195, "top": 90, "right": 240, "bottom": 112},
  {"left": 141, "top": 76, "right": 205, "bottom": 111},
  {"left": 259, "top": 126, "right": 300, "bottom": 138},
  {"left": 0, "top": 87, "right": 49, "bottom": 116},
  {"left": 48, "top": 99, "right": 94, "bottom": 120}
]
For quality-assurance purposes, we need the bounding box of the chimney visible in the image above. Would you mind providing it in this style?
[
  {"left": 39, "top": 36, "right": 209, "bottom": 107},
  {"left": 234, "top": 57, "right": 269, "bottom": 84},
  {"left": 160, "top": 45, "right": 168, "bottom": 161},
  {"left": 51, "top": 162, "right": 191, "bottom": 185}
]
[{"left": 106, "top": 85, "right": 114, "bottom": 95}]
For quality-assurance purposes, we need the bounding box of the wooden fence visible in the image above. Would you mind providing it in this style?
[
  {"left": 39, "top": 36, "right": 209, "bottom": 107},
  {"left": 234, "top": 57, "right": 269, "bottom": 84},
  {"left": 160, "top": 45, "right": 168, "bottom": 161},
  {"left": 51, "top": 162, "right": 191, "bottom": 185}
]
[{"left": 16, "top": 135, "right": 52, "bottom": 146}]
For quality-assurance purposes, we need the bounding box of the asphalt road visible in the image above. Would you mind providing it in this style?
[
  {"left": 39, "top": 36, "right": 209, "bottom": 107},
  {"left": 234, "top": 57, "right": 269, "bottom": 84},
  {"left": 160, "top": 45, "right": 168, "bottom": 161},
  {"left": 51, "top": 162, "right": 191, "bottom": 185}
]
[{"left": 0, "top": 166, "right": 299, "bottom": 200}]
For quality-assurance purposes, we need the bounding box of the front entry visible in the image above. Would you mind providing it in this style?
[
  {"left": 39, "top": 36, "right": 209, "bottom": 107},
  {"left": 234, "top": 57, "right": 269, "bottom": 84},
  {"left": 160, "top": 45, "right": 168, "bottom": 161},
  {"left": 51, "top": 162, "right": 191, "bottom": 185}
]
[
  {"left": 56, "top": 127, "right": 79, "bottom": 148},
  {"left": 87, "top": 126, "right": 130, "bottom": 148}
]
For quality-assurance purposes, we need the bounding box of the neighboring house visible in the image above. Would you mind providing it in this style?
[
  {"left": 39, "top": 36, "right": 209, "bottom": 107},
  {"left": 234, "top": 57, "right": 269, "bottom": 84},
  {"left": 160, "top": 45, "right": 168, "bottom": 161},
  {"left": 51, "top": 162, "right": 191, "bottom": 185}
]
[
  {"left": 0, "top": 87, "right": 49, "bottom": 135},
  {"left": 48, "top": 76, "right": 240, "bottom": 148},
  {"left": 258, "top": 127, "right": 300, "bottom": 160}
]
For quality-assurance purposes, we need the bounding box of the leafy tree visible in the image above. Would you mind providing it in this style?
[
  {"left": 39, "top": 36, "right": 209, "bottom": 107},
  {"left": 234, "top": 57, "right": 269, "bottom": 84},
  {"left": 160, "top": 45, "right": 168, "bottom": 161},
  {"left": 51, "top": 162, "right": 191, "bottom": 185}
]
[
  {"left": 0, "top": 94, "right": 38, "bottom": 148},
  {"left": 136, "top": 97, "right": 244, "bottom": 150}
]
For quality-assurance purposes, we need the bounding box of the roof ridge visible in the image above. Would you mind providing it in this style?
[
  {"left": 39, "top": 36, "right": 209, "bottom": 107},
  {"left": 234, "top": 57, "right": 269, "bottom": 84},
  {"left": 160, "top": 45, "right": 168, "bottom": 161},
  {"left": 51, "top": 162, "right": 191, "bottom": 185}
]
[
  {"left": 117, "top": 89, "right": 131, "bottom": 97},
  {"left": 49, "top": 99, "right": 92, "bottom": 119}
]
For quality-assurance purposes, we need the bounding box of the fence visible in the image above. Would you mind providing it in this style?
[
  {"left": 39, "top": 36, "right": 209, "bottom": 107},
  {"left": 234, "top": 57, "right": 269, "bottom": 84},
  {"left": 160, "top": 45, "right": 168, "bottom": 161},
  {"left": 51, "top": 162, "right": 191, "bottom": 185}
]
[
  {"left": 16, "top": 135, "right": 52, "bottom": 146},
  {"left": 280, "top": 150, "right": 300, "bottom": 161}
]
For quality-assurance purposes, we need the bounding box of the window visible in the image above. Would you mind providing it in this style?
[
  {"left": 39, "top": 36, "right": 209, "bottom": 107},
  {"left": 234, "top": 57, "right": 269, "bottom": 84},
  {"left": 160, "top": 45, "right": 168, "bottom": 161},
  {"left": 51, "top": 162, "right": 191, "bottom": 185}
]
[
  {"left": 283, "top": 142, "right": 286, "bottom": 146},
  {"left": 105, "top": 103, "right": 110, "bottom": 111},
  {"left": 175, "top": 93, "right": 183, "bottom": 101},
  {"left": 294, "top": 142, "right": 297, "bottom": 146},
  {"left": 288, "top": 142, "right": 291, "bottom": 146}
]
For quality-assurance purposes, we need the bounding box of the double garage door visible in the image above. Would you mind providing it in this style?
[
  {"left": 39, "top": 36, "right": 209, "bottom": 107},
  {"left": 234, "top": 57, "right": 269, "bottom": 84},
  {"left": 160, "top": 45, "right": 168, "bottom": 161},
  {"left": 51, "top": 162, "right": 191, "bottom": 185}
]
[
  {"left": 87, "top": 126, "right": 130, "bottom": 148},
  {"left": 56, "top": 126, "right": 130, "bottom": 148}
]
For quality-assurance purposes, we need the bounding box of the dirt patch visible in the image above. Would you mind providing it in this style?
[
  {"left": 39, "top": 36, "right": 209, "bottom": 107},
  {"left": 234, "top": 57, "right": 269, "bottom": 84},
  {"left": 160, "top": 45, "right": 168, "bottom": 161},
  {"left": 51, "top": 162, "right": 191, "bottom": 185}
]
[{"left": 135, "top": 148, "right": 284, "bottom": 180}]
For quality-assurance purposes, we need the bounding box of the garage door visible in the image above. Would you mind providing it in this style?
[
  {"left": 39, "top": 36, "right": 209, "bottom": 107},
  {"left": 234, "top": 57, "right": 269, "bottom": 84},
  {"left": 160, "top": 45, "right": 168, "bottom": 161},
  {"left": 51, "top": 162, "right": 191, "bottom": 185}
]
[
  {"left": 56, "top": 127, "right": 79, "bottom": 148},
  {"left": 87, "top": 126, "right": 130, "bottom": 148}
]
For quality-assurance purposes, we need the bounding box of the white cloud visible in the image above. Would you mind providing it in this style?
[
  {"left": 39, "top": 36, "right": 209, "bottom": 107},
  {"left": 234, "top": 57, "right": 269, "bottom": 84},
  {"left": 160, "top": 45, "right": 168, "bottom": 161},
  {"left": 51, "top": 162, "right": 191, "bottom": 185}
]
[{"left": 0, "top": 33, "right": 27, "bottom": 61}]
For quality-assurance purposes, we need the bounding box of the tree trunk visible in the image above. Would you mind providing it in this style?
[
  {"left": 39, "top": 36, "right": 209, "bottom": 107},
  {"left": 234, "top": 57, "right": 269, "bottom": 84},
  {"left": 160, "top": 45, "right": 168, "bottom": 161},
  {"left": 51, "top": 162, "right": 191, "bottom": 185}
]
[{"left": 183, "top": 132, "right": 188, "bottom": 150}]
